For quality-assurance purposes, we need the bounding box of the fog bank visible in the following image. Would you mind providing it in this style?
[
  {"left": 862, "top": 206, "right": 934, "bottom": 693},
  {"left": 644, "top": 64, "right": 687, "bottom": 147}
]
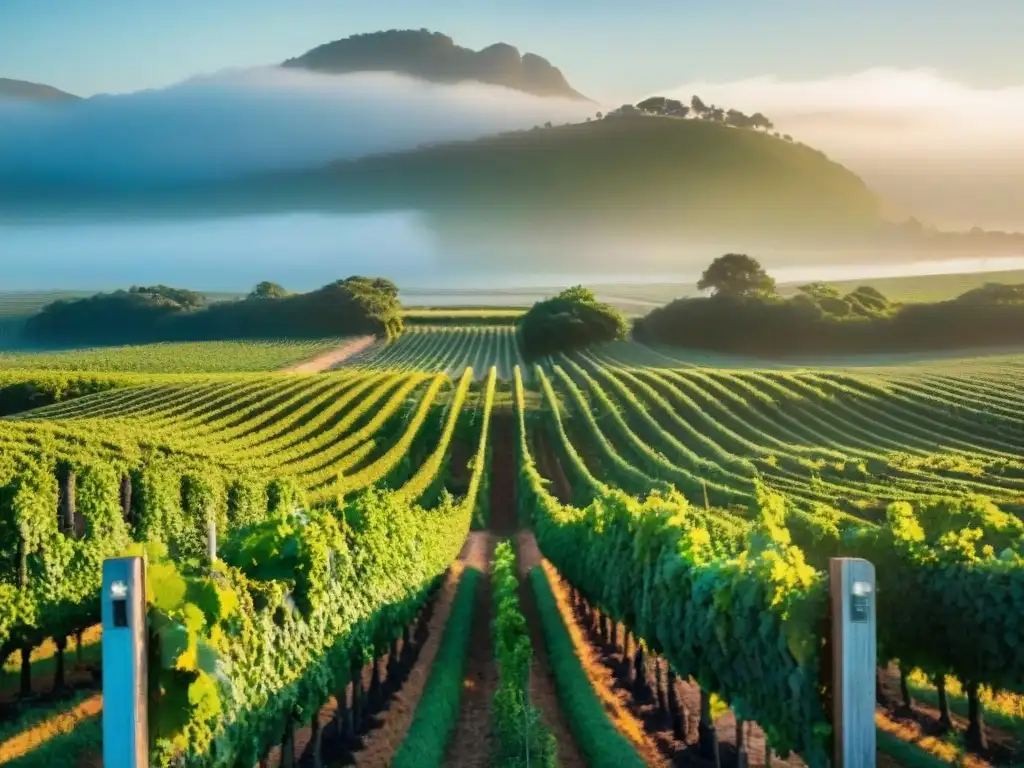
[
  {"left": 662, "top": 68, "right": 1024, "bottom": 230},
  {"left": 0, "top": 67, "right": 596, "bottom": 190}
]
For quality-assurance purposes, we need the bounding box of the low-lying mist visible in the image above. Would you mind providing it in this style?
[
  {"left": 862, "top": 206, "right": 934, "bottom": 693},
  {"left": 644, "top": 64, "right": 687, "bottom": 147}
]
[
  {"left": 6, "top": 210, "right": 1024, "bottom": 294},
  {"left": 0, "top": 67, "right": 596, "bottom": 190},
  {"left": 662, "top": 68, "right": 1024, "bottom": 231}
]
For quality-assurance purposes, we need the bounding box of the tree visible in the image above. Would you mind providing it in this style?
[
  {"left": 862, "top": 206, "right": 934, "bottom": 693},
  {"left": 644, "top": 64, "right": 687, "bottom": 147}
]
[
  {"left": 749, "top": 112, "right": 774, "bottom": 131},
  {"left": 690, "top": 95, "right": 708, "bottom": 117},
  {"left": 131, "top": 285, "right": 206, "bottom": 310},
  {"left": 697, "top": 254, "right": 777, "bottom": 298},
  {"left": 636, "top": 96, "right": 687, "bottom": 117},
  {"left": 248, "top": 281, "right": 289, "bottom": 300},
  {"left": 637, "top": 96, "right": 668, "bottom": 113},
  {"left": 518, "top": 285, "right": 627, "bottom": 360},
  {"left": 726, "top": 109, "right": 751, "bottom": 128},
  {"left": 797, "top": 282, "right": 841, "bottom": 301}
]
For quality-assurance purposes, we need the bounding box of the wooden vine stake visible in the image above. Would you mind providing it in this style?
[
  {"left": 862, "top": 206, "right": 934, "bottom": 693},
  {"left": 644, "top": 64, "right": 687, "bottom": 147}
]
[
  {"left": 829, "top": 557, "right": 877, "bottom": 767},
  {"left": 102, "top": 556, "right": 149, "bottom": 767}
]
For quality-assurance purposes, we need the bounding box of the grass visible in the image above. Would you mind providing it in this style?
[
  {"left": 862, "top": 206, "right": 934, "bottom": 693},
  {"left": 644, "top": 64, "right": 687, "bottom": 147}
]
[
  {"left": 391, "top": 567, "right": 481, "bottom": 768},
  {"left": 906, "top": 670, "right": 1024, "bottom": 742},
  {"left": 527, "top": 564, "right": 647, "bottom": 768},
  {"left": 0, "top": 692, "right": 102, "bottom": 767},
  {"left": 876, "top": 726, "right": 961, "bottom": 768}
]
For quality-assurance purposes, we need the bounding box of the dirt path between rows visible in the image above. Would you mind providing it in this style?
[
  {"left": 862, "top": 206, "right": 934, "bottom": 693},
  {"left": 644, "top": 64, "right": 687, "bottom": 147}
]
[
  {"left": 350, "top": 535, "right": 489, "bottom": 767},
  {"left": 444, "top": 533, "right": 497, "bottom": 768},
  {"left": 515, "top": 531, "right": 588, "bottom": 768},
  {"left": 444, "top": 415, "right": 517, "bottom": 767},
  {"left": 282, "top": 336, "right": 376, "bottom": 373},
  {"left": 529, "top": 546, "right": 667, "bottom": 766}
]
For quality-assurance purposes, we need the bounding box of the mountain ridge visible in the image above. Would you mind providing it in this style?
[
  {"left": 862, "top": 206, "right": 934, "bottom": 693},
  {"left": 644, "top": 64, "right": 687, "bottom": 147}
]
[
  {"left": 0, "top": 77, "right": 79, "bottom": 101},
  {"left": 282, "top": 28, "right": 590, "bottom": 101}
]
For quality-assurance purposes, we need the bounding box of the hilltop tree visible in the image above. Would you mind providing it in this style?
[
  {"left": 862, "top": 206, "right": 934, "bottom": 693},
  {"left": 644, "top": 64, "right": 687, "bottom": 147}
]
[
  {"left": 636, "top": 96, "right": 689, "bottom": 117},
  {"left": 697, "top": 254, "right": 777, "bottom": 298},
  {"left": 690, "top": 95, "right": 708, "bottom": 117},
  {"left": 248, "top": 281, "right": 290, "bottom": 300},
  {"left": 726, "top": 109, "right": 751, "bottom": 128},
  {"left": 750, "top": 112, "right": 774, "bottom": 131}
]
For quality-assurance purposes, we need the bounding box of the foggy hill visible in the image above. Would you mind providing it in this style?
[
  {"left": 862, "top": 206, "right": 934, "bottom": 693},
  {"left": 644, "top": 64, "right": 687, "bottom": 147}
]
[
  {"left": 232, "top": 113, "right": 884, "bottom": 240},
  {"left": 0, "top": 77, "right": 79, "bottom": 101},
  {"left": 282, "top": 29, "right": 590, "bottom": 101}
]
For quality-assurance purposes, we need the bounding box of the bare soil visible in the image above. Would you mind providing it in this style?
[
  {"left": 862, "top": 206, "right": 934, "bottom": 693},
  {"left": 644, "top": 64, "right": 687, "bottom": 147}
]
[
  {"left": 444, "top": 533, "right": 497, "bottom": 768},
  {"left": 876, "top": 665, "right": 1017, "bottom": 767},
  {"left": 282, "top": 336, "right": 376, "bottom": 373},
  {"left": 515, "top": 531, "right": 588, "bottom": 768}
]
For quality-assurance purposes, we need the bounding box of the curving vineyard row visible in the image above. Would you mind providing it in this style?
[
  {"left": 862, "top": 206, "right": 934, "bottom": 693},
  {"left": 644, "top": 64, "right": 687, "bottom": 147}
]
[
  {"left": 4, "top": 328, "right": 1024, "bottom": 766},
  {"left": 342, "top": 325, "right": 526, "bottom": 380},
  {"left": 538, "top": 347, "right": 1024, "bottom": 517},
  {"left": 519, "top": 349, "right": 1024, "bottom": 762},
  {"left": 0, "top": 364, "right": 498, "bottom": 766}
]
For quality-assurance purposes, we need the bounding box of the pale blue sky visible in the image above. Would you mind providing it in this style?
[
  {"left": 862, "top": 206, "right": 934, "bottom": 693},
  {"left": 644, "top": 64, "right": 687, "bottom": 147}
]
[{"left": 0, "top": 0, "right": 1020, "bottom": 100}]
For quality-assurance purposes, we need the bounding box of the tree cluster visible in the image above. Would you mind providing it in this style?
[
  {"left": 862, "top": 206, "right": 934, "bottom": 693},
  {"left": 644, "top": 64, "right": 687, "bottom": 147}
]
[
  {"left": 518, "top": 286, "right": 628, "bottom": 360},
  {"left": 605, "top": 94, "right": 777, "bottom": 135},
  {"left": 25, "top": 276, "right": 403, "bottom": 347},
  {"left": 634, "top": 254, "right": 1024, "bottom": 357}
]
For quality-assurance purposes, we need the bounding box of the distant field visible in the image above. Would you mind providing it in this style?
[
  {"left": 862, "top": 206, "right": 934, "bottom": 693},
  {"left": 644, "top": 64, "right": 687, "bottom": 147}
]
[
  {"left": 589, "top": 268, "right": 1024, "bottom": 306},
  {"left": 0, "top": 291, "right": 94, "bottom": 318},
  {"left": 0, "top": 339, "right": 348, "bottom": 373},
  {"left": 403, "top": 306, "right": 526, "bottom": 326}
]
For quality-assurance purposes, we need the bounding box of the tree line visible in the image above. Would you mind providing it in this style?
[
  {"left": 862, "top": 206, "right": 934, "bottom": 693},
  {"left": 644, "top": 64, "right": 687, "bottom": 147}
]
[
  {"left": 24, "top": 277, "right": 403, "bottom": 347},
  {"left": 592, "top": 95, "right": 790, "bottom": 140},
  {"left": 634, "top": 253, "right": 1024, "bottom": 357}
]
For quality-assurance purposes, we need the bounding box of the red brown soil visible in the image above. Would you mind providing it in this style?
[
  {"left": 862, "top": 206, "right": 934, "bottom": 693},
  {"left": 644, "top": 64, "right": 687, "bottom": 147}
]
[
  {"left": 350, "top": 558, "right": 471, "bottom": 767},
  {"left": 266, "top": 534, "right": 492, "bottom": 768},
  {"left": 0, "top": 693, "right": 101, "bottom": 765},
  {"left": 443, "top": 533, "right": 498, "bottom": 768},
  {"left": 514, "top": 531, "right": 591, "bottom": 768},
  {"left": 282, "top": 336, "right": 376, "bottom": 373},
  {"left": 875, "top": 665, "right": 1016, "bottom": 767}
]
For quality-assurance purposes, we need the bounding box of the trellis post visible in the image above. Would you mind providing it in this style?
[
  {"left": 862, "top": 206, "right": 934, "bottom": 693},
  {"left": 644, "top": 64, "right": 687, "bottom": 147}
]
[
  {"left": 829, "top": 557, "right": 877, "bottom": 767},
  {"left": 102, "top": 556, "right": 149, "bottom": 767}
]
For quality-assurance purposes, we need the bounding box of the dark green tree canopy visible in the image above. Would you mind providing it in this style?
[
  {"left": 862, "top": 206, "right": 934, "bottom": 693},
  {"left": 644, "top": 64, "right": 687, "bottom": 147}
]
[
  {"left": 697, "top": 254, "right": 777, "bottom": 298},
  {"left": 797, "top": 282, "right": 841, "bottom": 301},
  {"left": 26, "top": 276, "right": 403, "bottom": 346},
  {"left": 247, "top": 281, "right": 289, "bottom": 300},
  {"left": 129, "top": 285, "right": 206, "bottom": 310},
  {"left": 956, "top": 283, "right": 1024, "bottom": 305},
  {"left": 518, "top": 285, "right": 628, "bottom": 360}
]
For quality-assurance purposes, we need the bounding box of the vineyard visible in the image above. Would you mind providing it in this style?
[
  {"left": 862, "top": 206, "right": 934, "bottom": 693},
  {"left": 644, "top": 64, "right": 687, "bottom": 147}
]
[
  {"left": 0, "top": 339, "right": 358, "bottom": 373},
  {"left": 2, "top": 327, "right": 1024, "bottom": 767},
  {"left": 343, "top": 325, "right": 527, "bottom": 380}
]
